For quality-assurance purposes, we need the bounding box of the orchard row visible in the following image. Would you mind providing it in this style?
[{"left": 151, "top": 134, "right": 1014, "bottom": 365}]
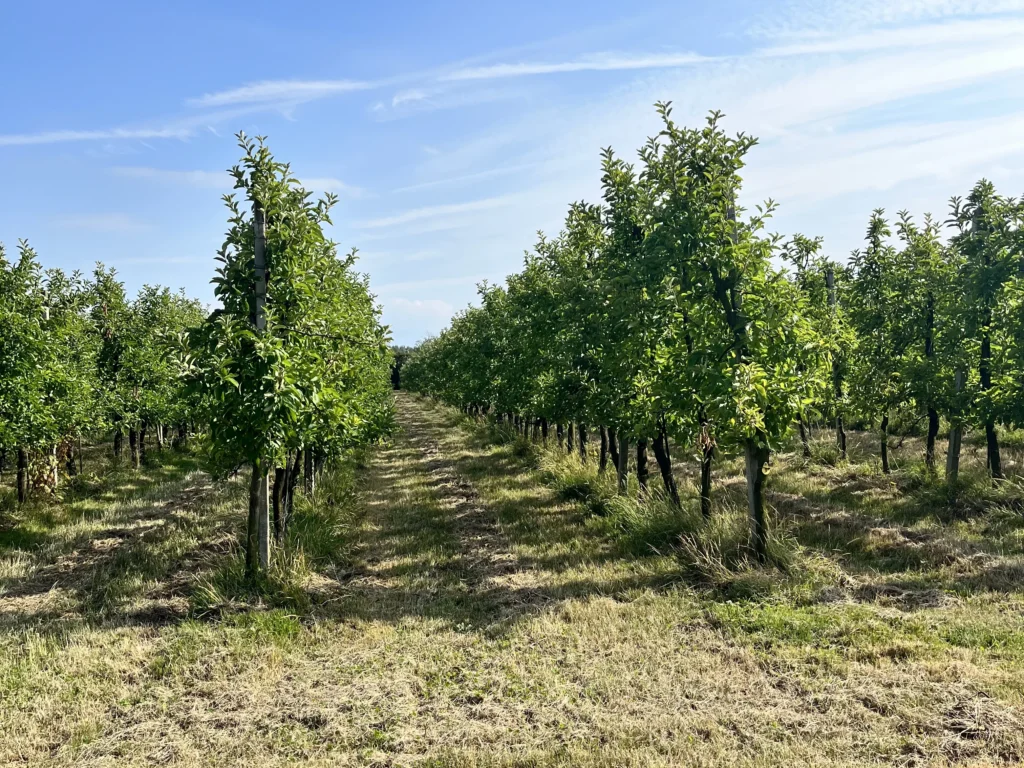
[
  {"left": 0, "top": 134, "right": 394, "bottom": 579},
  {"left": 402, "top": 105, "right": 1024, "bottom": 559}
]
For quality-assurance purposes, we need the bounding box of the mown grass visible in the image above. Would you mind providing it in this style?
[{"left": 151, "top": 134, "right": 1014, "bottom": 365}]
[{"left": 1, "top": 400, "right": 1023, "bottom": 766}]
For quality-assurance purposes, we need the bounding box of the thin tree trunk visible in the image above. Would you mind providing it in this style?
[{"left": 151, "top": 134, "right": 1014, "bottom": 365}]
[
  {"left": 139, "top": 422, "right": 149, "bottom": 466},
  {"left": 616, "top": 433, "right": 629, "bottom": 495},
  {"left": 304, "top": 448, "right": 315, "bottom": 495},
  {"left": 541, "top": 418, "right": 548, "bottom": 446},
  {"left": 78, "top": 435, "right": 84, "bottom": 475},
  {"left": 273, "top": 466, "right": 287, "bottom": 542},
  {"left": 246, "top": 463, "right": 270, "bottom": 579},
  {"left": 50, "top": 445, "right": 58, "bottom": 492},
  {"left": 286, "top": 450, "right": 302, "bottom": 529},
  {"left": 699, "top": 416, "right": 714, "bottom": 520},
  {"left": 946, "top": 369, "right": 965, "bottom": 485},
  {"left": 66, "top": 443, "right": 78, "bottom": 476},
  {"left": 798, "top": 417, "right": 811, "bottom": 458},
  {"left": 744, "top": 441, "right": 770, "bottom": 563},
  {"left": 651, "top": 429, "right": 681, "bottom": 507},
  {"left": 17, "top": 448, "right": 28, "bottom": 504},
  {"left": 557, "top": 423, "right": 564, "bottom": 450},
  {"left": 113, "top": 429, "right": 122, "bottom": 459},
  {"left": 599, "top": 427, "right": 609, "bottom": 473},
  {"left": 880, "top": 414, "right": 890, "bottom": 474},
  {"left": 578, "top": 424, "right": 588, "bottom": 463},
  {"left": 155, "top": 424, "right": 164, "bottom": 451},
  {"left": 608, "top": 428, "right": 619, "bottom": 473},
  {"left": 925, "top": 408, "right": 939, "bottom": 472},
  {"left": 981, "top": 305, "right": 1003, "bottom": 479},
  {"left": 129, "top": 429, "right": 139, "bottom": 469},
  {"left": 567, "top": 422, "right": 575, "bottom": 454},
  {"left": 636, "top": 439, "right": 649, "bottom": 495},
  {"left": 985, "top": 422, "right": 1002, "bottom": 479}
]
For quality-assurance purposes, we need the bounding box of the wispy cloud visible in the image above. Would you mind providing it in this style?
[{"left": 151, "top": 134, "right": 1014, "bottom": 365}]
[
  {"left": 56, "top": 213, "right": 149, "bottom": 233},
  {"left": 757, "top": 16, "right": 1024, "bottom": 56},
  {"left": 0, "top": 126, "right": 193, "bottom": 147},
  {"left": 392, "top": 89, "right": 429, "bottom": 107},
  {"left": 357, "top": 195, "right": 518, "bottom": 229},
  {"left": 111, "top": 166, "right": 229, "bottom": 188},
  {"left": 188, "top": 79, "right": 372, "bottom": 108},
  {"left": 747, "top": 0, "right": 1024, "bottom": 39},
  {"left": 441, "top": 51, "right": 710, "bottom": 81}
]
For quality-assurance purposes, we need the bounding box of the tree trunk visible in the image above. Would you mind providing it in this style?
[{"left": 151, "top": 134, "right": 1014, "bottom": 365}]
[
  {"left": 273, "top": 466, "right": 287, "bottom": 543},
  {"left": 246, "top": 464, "right": 271, "bottom": 579},
  {"left": 981, "top": 319, "right": 1003, "bottom": 479},
  {"left": 744, "top": 440, "right": 770, "bottom": 563},
  {"left": 66, "top": 444, "right": 78, "bottom": 476},
  {"left": 139, "top": 422, "right": 149, "bottom": 466},
  {"left": 798, "top": 417, "right": 811, "bottom": 458},
  {"left": 304, "top": 448, "right": 315, "bottom": 495},
  {"left": 129, "top": 429, "right": 139, "bottom": 469},
  {"left": 599, "top": 427, "right": 609, "bottom": 473},
  {"left": 985, "top": 422, "right": 1002, "bottom": 479},
  {"left": 651, "top": 429, "right": 681, "bottom": 507},
  {"left": 880, "top": 414, "right": 890, "bottom": 474},
  {"left": 925, "top": 407, "right": 939, "bottom": 473},
  {"left": 541, "top": 418, "right": 548, "bottom": 445},
  {"left": 286, "top": 450, "right": 302, "bottom": 527},
  {"left": 699, "top": 417, "right": 714, "bottom": 520},
  {"left": 608, "top": 428, "right": 619, "bottom": 473},
  {"left": 567, "top": 422, "right": 574, "bottom": 454},
  {"left": 578, "top": 424, "right": 588, "bottom": 463},
  {"left": 946, "top": 369, "right": 965, "bottom": 486},
  {"left": 155, "top": 423, "right": 164, "bottom": 451},
  {"left": 114, "top": 429, "right": 123, "bottom": 459},
  {"left": 313, "top": 450, "right": 325, "bottom": 479},
  {"left": 557, "top": 423, "right": 564, "bottom": 450},
  {"left": 17, "top": 448, "right": 28, "bottom": 504},
  {"left": 636, "top": 439, "right": 649, "bottom": 495},
  {"left": 616, "top": 434, "right": 629, "bottom": 494}
]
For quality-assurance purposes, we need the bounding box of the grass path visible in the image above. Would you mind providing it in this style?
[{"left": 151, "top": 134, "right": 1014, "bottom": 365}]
[{"left": 0, "top": 394, "right": 1022, "bottom": 766}]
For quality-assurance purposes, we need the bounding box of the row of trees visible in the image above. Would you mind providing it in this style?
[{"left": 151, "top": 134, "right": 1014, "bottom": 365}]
[
  {"left": 2, "top": 134, "right": 395, "bottom": 581},
  {"left": 0, "top": 245, "right": 203, "bottom": 501},
  {"left": 403, "top": 105, "right": 1024, "bottom": 560}
]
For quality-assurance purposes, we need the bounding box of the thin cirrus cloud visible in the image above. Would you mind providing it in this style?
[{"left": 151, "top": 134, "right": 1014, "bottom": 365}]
[
  {"left": 110, "top": 167, "right": 365, "bottom": 197},
  {"left": 356, "top": 195, "right": 518, "bottom": 229},
  {"left": 187, "top": 79, "right": 372, "bottom": 108},
  {"left": 756, "top": 16, "right": 1024, "bottom": 57},
  {"left": 112, "top": 166, "right": 230, "bottom": 188},
  {"left": 440, "top": 51, "right": 711, "bottom": 81},
  {"left": 0, "top": 126, "right": 193, "bottom": 147}
]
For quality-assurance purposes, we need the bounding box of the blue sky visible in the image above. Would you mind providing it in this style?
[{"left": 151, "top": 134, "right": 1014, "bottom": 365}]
[{"left": 2, "top": 0, "right": 1023, "bottom": 344}]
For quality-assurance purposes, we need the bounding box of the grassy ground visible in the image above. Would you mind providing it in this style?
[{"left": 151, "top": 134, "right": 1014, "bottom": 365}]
[{"left": 1, "top": 396, "right": 1022, "bottom": 766}]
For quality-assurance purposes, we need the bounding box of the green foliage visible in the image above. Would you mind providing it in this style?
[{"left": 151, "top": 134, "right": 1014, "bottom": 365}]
[{"left": 187, "top": 133, "right": 393, "bottom": 475}]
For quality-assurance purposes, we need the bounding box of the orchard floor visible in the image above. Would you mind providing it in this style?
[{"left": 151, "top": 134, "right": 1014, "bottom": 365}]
[{"left": 1, "top": 393, "right": 1023, "bottom": 766}]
